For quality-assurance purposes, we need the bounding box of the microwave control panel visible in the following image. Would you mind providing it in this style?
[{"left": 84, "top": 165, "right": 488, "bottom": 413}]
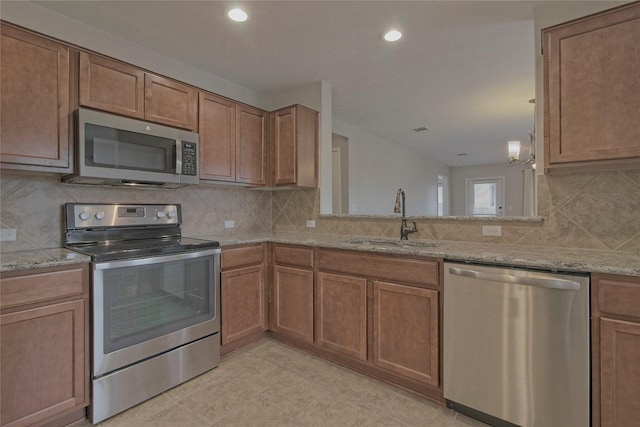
[{"left": 182, "top": 143, "right": 197, "bottom": 176}]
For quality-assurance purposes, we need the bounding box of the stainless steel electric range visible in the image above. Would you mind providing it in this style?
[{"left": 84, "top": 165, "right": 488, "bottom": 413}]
[{"left": 64, "top": 203, "right": 220, "bottom": 424}]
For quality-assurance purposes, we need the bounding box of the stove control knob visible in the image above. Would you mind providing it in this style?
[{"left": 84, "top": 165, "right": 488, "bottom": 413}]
[
  {"left": 79, "top": 211, "right": 90, "bottom": 221},
  {"left": 95, "top": 211, "right": 106, "bottom": 220},
  {"left": 156, "top": 211, "right": 166, "bottom": 219},
  {"left": 167, "top": 211, "right": 176, "bottom": 219}
]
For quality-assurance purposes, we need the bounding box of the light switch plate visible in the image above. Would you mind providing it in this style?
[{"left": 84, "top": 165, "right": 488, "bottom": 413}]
[
  {"left": 0, "top": 229, "right": 17, "bottom": 241},
  {"left": 224, "top": 220, "right": 235, "bottom": 229},
  {"left": 306, "top": 220, "right": 316, "bottom": 228},
  {"left": 482, "top": 225, "right": 502, "bottom": 236}
]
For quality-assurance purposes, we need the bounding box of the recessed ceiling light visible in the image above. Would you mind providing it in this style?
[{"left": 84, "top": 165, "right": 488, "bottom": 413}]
[
  {"left": 228, "top": 8, "right": 248, "bottom": 22},
  {"left": 384, "top": 30, "right": 402, "bottom": 42}
]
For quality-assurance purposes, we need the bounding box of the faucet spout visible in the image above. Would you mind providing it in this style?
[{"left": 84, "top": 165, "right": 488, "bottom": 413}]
[{"left": 393, "top": 188, "right": 417, "bottom": 240}]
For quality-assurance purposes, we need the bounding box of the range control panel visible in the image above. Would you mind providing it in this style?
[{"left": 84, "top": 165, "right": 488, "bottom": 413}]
[{"left": 67, "top": 204, "right": 181, "bottom": 228}]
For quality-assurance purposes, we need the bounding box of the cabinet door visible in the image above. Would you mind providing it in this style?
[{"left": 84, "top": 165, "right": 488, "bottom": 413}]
[
  {"left": 294, "top": 105, "right": 318, "bottom": 188},
  {"left": 1, "top": 300, "right": 86, "bottom": 427},
  {"left": 79, "top": 52, "right": 144, "bottom": 119},
  {"left": 273, "top": 265, "right": 314, "bottom": 343},
  {"left": 373, "top": 281, "right": 439, "bottom": 386},
  {"left": 236, "top": 104, "right": 267, "bottom": 185},
  {"left": 317, "top": 272, "right": 367, "bottom": 361},
  {"left": 544, "top": 3, "right": 640, "bottom": 167},
  {"left": 144, "top": 74, "right": 197, "bottom": 131},
  {"left": 0, "top": 25, "right": 70, "bottom": 170},
  {"left": 199, "top": 92, "right": 236, "bottom": 181},
  {"left": 272, "top": 106, "right": 297, "bottom": 185},
  {"left": 221, "top": 264, "right": 265, "bottom": 345},
  {"left": 599, "top": 318, "right": 640, "bottom": 427}
]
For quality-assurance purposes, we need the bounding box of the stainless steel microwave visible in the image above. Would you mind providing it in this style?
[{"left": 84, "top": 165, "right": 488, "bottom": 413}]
[{"left": 63, "top": 108, "right": 199, "bottom": 188}]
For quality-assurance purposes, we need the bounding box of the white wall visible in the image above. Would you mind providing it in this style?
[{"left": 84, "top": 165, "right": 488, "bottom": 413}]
[
  {"left": 332, "top": 119, "right": 448, "bottom": 216},
  {"left": 450, "top": 163, "right": 528, "bottom": 217}
]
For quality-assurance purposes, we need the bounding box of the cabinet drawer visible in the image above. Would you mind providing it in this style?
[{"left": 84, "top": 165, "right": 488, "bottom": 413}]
[
  {"left": 595, "top": 274, "right": 640, "bottom": 320},
  {"left": 1, "top": 265, "right": 88, "bottom": 309},
  {"left": 221, "top": 244, "right": 264, "bottom": 270},
  {"left": 273, "top": 245, "right": 314, "bottom": 268},
  {"left": 318, "top": 249, "right": 439, "bottom": 288}
]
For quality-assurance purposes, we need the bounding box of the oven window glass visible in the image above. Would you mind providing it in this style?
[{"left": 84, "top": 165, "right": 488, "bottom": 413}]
[
  {"left": 103, "top": 255, "right": 215, "bottom": 353},
  {"left": 84, "top": 123, "right": 176, "bottom": 173}
]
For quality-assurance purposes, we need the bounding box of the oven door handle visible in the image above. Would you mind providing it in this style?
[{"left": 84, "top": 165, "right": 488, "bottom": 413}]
[{"left": 93, "top": 248, "right": 221, "bottom": 270}]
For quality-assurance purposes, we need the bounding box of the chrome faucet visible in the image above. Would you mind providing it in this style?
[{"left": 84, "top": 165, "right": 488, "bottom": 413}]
[{"left": 394, "top": 188, "right": 417, "bottom": 240}]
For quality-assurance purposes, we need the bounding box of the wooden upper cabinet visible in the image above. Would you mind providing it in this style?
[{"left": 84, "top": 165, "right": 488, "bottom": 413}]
[
  {"left": 236, "top": 104, "right": 267, "bottom": 185},
  {"left": 79, "top": 52, "right": 144, "bottom": 118},
  {"left": 544, "top": 3, "right": 640, "bottom": 170},
  {"left": 271, "top": 105, "right": 318, "bottom": 187},
  {"left": 199, "top": 92, "right": 236, "bottom": 182},
  {"left": 145, "top": 74, "right": 198, "bottom": 131},
  {"left": 79, "top": 51, "right": 197, "bottom": 131},
  {"left": 198, "top": 92, "right": 266, "bottom": 185},
  {"left": 0, "top": 24, "right": 71, "bottom": 171}
]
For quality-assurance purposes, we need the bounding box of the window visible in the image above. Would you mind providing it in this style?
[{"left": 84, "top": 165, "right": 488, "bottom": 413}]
[{"left": 466, "top": 177, "right": 504, "bottom": 217}]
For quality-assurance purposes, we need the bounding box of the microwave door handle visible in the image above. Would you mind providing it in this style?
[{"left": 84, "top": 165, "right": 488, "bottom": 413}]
[{"left": 175, "top": 139, "right": 182, "bottom": 175}]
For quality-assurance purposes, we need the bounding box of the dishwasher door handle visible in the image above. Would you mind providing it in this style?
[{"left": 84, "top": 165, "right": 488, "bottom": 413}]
[{"left": 448, "top": 267, "right": 581, "bottom": 291}]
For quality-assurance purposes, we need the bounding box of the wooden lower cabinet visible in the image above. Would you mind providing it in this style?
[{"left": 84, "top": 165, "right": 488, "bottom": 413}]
[
  {"left": 317, "top": 272, "right": 367, "bottom": 361},
  {"left": 0, "top": 264, "right": 89, "bottom": 427},
  {"left": 221, "top": 264, "right": 265, "bottom": 344},
  {"left": 272, "top": 265, "right": 314, "bottom": 343},
  {"left": 373, "top": 280, "right": 439, "bottom": 387},
  {"left": 592, "top": 273, "right": 640, "bottom": 427},
  {"left": 220, "top": 244, "right": 267, "bottom": 351},
  {"left": 270, "top": 244, "right": 315, "bottom": 344},
  {"left": 314, "top": 248, "right": 442, "bottom": 395}
]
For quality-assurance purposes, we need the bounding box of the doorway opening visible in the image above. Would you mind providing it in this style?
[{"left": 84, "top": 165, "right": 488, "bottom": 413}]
[{"left": 331, "top": 133, "right": 349, "bottom": 214}]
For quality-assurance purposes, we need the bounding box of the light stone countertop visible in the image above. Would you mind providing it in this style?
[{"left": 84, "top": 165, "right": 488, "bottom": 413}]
[
  {"left": 0, "top": 248, "right": 91, "bottom": 273},
  {"left": 206, "top": 232, "right": 640, "bottom": 277},
  {"left": 2, "top": 233, "right": 638, "bottom": 277}
]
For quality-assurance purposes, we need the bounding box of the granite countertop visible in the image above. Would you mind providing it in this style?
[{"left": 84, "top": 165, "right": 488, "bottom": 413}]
[
  {"left": 2, "top": 233, "right": 638, "bottom": 277},
  {"left": 205, "top": 232, "right": 640, "bottom": 277},
  {"left": 0, "top": 248, "right": 91, "bottom": 273}
]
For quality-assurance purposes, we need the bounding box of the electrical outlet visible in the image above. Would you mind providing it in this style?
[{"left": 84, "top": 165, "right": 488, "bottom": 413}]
[
  {"left": 482, "top": 225, "right": 502, "bottom": 237},
  {"left": 0, "top": 229, "right": 17, "bottom": 241},
  {"left": 306, "top": 220, "right": 316, "bottom": 228},
  {"left": 224, "top": 220, "right": 235, "bottom": 229}
]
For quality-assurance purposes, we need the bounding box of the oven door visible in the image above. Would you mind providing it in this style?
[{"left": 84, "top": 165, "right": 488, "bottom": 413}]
[{"left": 92, "top": 248, "right": 220, "bottom": 377}]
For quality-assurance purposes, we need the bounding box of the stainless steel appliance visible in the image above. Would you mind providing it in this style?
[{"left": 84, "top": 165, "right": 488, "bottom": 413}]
[
  {"left": 443, "top": 262, "right": 590, "bottom": 427},
  {"left": 64, "top": 203, "right": 220, "bottom": 424},
  {"left": 63, "top": 108, "right": 199, "bottom": 188}
]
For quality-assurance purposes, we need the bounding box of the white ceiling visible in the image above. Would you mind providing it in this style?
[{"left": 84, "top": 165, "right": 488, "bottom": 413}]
[{"left": 35, "top": 1, "right": 541, "bottom": 167}]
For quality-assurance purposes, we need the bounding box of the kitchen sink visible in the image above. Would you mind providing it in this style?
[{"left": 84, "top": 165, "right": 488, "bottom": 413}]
[{"left": 344, "top": 238, "right": 440, "bottom": 249}]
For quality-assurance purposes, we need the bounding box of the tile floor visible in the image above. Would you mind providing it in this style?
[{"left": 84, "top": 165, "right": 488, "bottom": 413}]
[{"left": 77, "top": 338, "right": 488, "bottom": 427}]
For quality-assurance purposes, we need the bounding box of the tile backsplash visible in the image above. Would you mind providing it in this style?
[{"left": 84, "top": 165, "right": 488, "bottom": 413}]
[
  {"left": 0, "top": 171, "right": 271, "bottom": 251},
  {"left": 272, "top": 169, "right": 640, "bottom": 253},
  {"left": 2, "top": 168, "right": 639, "bottom": 253}
]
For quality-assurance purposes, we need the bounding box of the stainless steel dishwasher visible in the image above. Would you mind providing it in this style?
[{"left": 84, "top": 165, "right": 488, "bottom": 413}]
[{"left": 443, "top": 262, "right": 590, "bottom": 427}]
